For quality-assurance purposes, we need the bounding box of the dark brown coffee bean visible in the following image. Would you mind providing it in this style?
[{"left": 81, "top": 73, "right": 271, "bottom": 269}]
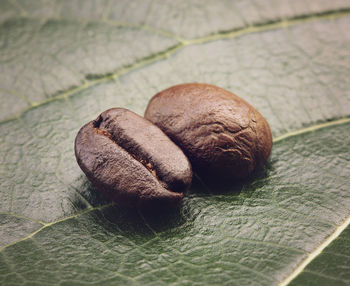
[
  {"left": 144, "top": 83, "right": 272, "bottom": 181},
  {"left": 75, "top": 108, "right": 192, "bottom": 208}
]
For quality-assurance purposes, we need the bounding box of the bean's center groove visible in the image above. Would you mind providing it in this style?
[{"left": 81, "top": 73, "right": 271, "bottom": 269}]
[{"left": 92, "top": 115, "right": 160, "bottom": 183}]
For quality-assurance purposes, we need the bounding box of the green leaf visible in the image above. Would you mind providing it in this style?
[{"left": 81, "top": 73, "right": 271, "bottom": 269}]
[
  {"left": 1, "top": 1, "right": 350, "bottom": 285},
  {"left": 289, "top": 223, "right": 350, "bottom": 286}
]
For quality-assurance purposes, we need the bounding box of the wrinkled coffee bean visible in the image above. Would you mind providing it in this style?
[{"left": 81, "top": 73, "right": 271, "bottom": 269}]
[
  {"left": 145, "top": 83, "right": 272, "bottom": 181},
  {"left": 75, "top": 108, "right": 192, "bottom": 208}
]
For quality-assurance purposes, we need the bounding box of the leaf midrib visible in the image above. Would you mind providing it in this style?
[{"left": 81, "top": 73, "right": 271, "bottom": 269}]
[
  {"left": 1, "top": 8, "right": 350, "bottom": 124},
  {"left": 279, "top": 214, "right": 350, "bottom": 285}
]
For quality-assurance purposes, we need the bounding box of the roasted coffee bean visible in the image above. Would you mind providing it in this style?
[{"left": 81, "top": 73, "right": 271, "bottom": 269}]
[
  {"left": 75, "top": 108, "right": 192, "bottom": 208},
  {"left": 145, "top": 83, "right": 272, "bottom": 181}
]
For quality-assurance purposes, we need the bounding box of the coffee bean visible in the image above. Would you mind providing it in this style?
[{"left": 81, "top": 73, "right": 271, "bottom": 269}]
[
  {"left": 145, "top": 83, "right": 272, "bottom": 181},
  {"left": 75, "top": 108, "right": 192, "bottom": 208}
]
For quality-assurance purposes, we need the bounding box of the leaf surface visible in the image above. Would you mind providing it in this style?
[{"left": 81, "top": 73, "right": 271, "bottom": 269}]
[
  {"left": 290, "top": 223, "right": 350, "bottom": 286},
  {"left": 1, "top": 1, "right": 350, "bottom": 285}
]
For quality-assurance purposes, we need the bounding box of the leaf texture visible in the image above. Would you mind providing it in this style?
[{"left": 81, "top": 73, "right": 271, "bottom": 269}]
[
  {"left": 290, "top": 224, "right": 350, "bottom": 286},
  {"left": 0, "top": 1, "right": 350, "bottom": 285}
]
